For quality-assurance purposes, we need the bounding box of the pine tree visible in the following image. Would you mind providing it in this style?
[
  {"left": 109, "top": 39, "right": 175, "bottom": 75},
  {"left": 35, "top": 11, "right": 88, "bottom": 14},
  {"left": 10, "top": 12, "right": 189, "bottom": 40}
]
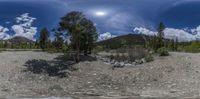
[
  {"left": 58, "top": 11, "right": 98, "bottom": 62},
  {"left": 53, "top": 29, "right": 64, "bottom": 50},
  {"left": 157, "top": 22, "right": 165, "bottom": 49},
  {"left": 175, "top": 37, "right": 178, "bottom": 51},
  {"left": 39, "top": 28, "right": 49, "bottom": 50}
]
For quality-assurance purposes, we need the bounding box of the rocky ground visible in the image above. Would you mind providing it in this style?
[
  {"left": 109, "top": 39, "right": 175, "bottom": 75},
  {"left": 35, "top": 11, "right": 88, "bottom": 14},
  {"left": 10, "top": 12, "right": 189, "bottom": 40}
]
[{"left": 0, "top": 51, "right": 200, "bottom": 98}]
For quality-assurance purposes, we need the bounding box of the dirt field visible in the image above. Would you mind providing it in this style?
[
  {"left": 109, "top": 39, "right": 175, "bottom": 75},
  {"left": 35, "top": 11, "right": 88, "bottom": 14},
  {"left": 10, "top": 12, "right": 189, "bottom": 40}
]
[{"left": 0, "top": 51, "right": 200, "bottom": 98}]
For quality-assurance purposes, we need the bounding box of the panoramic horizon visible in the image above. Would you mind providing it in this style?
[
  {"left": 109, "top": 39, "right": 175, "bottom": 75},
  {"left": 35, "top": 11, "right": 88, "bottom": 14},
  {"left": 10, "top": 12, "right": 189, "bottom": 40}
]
[
  {"left": 1, "top": 0, "right": 200, "bottom": 42},
  {"left": 1, "top": 0, "right": 200, "bottom": 98}
]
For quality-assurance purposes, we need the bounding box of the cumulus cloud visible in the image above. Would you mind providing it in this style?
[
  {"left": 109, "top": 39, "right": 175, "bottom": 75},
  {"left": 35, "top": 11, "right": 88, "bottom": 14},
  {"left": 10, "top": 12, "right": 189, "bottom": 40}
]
[
  {"left": 134, "top": 27, "right": 157, "bottom": 36},
  {"left": 133, "top": 27, "right": 197, "bottom": 42},
  {"left": 98, "top": 32, "right": 116, "bottom": 41},
  {"left": 191, "top": 26, "right": 200, "bottom": 39},
  {"left": 12, "top": 13, "right": 37, "bottom": 41},
  {"left": 164, "top": 28, "right": 196, "bottom": 42},
  {"left": 0, "top": 26, "right": 10, "bottom": 40}
]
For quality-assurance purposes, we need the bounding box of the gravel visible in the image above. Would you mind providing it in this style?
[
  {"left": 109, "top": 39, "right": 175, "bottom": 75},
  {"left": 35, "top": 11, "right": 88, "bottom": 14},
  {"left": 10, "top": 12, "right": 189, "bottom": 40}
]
[{"left": 0, "top": 51, "right": 200, "bottom": 98}]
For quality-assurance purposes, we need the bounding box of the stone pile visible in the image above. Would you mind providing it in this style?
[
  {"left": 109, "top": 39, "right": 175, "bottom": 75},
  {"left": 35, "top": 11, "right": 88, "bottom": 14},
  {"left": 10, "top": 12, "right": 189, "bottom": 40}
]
[{"left": 97, "top": 55, "right": 146, "bottom": 68}]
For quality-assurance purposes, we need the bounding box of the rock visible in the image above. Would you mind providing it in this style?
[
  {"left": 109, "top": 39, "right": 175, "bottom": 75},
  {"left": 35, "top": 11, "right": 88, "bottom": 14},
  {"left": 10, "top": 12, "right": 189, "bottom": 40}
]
[
  {"left": 1, "top": 88, "right": 10, "bottom": 92},
  {"left": 125, "top": 63, "right": 132, "bottom": 66},
  {"left": 135, "top": 59, "right": 143, "bottom": 65},
  {"left": 132, "top": 62, "right": 136, "bottom": 65},
  {"left": 141, "top": 58, "right": 146, "bottom": 63},
  {"left": 114, "top": 62, "right": 119, "bottom": 65},
  {"left": 104, "top": 62, "right": 110, "bottom": 65},
  {"left": 119, "top": 62, "right": 125, "bottom": 67},
  {"left": 87, "top": 81, "right": 92, "bottom": 84},
  {"left": 113, "top": 62, "right": 124, "bottom": 68},
  {"left": 49, "top": 85, "right": 63, "bottom": 91},
  {"left": 110, "top": 60, "right": 115, "bottom": 64},
  {"left": 170, "top": 89, "right": 177, "bottom": 93},
  {"left": 124, "top": 60, "right": 129, "bottom": 64}
]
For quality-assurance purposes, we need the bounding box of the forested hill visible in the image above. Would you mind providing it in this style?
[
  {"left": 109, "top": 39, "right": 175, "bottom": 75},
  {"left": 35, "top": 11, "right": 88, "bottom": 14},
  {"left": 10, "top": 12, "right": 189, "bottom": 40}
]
[{"left": 96, "top": 34, "right": 150, "bottom": 49}]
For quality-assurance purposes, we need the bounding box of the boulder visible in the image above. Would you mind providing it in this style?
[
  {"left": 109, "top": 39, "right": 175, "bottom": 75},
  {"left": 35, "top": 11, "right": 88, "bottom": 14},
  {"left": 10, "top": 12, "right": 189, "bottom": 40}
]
[
  {"left": 119, "top": 62, "right": 125, "bottom": 67},
  {"left": 135, "top": 59, "right": 143, "bottom": 65},
  {"left": 141, "top": 58, "right": 146, "bottom": 63}
]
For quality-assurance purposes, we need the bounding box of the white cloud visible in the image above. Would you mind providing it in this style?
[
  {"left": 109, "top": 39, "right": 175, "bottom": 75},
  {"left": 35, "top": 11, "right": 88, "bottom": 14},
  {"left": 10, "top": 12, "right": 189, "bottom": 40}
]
[
  {"left": 12, "top": 13, "right": 37, "bottom": 41},
  {"left": 134, "top": 27, "right": 157, "bottom": 36},
  {"left": 0, "top": 26, "right": 10, "bottom": 40},
  {"left": 164, "top": 28, "right": 196, "bottom": 42},
  {"left": 98, "top": 32, "right": 116, "bottom": 41},
  {"left": 133, "top": 27, "right": 197, "bottom": 42},
  {"left": 192, "top": 25, "right": 200, "bottom": 39}
]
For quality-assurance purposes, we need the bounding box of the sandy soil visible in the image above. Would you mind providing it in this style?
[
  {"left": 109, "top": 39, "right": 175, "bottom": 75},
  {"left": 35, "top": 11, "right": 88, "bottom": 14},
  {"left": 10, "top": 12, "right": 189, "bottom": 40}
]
[{"left": 0, "top": 51, "right": 200, "bottom": 98}]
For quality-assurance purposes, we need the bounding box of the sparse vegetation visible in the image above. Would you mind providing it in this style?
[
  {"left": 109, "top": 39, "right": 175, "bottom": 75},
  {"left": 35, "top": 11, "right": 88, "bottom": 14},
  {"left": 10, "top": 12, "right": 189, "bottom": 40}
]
[
  {"left": 157, "top": 47, "right": 169, "bottom": 56},
  {"left": 144, "top": 53, "right": 154, "bottom": 62}
]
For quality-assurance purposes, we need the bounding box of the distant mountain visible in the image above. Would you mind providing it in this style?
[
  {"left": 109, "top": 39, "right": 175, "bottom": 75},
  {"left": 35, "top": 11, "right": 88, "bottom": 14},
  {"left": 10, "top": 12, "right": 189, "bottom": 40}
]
[
  {"left": 7, "top": 36, "right": 34, "bottom": 43},
  {"left": 96, "top": 34, "right": 150, "bottom": 49}
]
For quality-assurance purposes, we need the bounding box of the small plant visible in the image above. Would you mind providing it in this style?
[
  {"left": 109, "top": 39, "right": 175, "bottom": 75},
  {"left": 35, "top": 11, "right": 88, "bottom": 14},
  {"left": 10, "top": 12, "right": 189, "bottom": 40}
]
[
  {"left": 144, "top": 53, "right": 154, "bottom": 62},
  {"left": 157, "top": 47, "right": 169, "bottom": 56},
  {"left": 94, "top": 45, "right": 104, "bottom": 52}
]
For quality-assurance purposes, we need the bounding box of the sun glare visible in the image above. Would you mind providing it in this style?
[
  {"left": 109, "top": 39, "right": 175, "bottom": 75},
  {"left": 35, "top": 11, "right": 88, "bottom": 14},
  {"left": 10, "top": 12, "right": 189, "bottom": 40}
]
[{"left": 95, "top": 11, "right": 106, "bottom": 16}]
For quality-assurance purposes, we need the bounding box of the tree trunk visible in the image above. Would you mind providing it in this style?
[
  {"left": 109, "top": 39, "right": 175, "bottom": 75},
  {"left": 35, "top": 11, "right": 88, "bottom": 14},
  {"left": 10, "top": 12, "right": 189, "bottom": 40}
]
[
  {"left": 88, "top": 47, "right": 92, "bottom": 54},
  {"left": 84, "top": 45, "right": 88, "bottom": 56},
  {"left": 75, "top": 40, "right": 80, "bottom": 62}
]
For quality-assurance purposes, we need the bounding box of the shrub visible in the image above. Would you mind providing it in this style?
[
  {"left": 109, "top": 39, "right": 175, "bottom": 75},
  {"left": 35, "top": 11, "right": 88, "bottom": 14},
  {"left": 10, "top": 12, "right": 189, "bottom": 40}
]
[
  {"left": 144, "top": 53, "right": 154, "bottom": 62},
  {"left": 94, "top": 45, "right": 104, "bottom": 52},
  {"left": 157, "top": 47, "right": 169, "bottom": 56},
  {"left": 181, "top": 42, "right": 200, "bottom": 53}
]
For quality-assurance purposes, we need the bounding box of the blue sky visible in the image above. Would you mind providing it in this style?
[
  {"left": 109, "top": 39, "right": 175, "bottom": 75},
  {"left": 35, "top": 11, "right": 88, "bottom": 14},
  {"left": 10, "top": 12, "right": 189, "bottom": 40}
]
[{"left": 1, "top": 0, "right": 200, "bottom": 41}]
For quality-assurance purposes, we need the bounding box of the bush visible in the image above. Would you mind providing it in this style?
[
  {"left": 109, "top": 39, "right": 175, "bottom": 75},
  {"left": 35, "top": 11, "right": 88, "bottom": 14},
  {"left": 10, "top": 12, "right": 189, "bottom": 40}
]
[
  {"left": 181, "top": 42, "right": 200, "bottom": 53},
  {"left": 145, "top": 53, "right": 154, "bottom": 62},
  {"left": 94, "top": 45, "right": 104, "bottom": 52},
  {"left": 157, "top": 47, "right": 169, "bottom": 56}
]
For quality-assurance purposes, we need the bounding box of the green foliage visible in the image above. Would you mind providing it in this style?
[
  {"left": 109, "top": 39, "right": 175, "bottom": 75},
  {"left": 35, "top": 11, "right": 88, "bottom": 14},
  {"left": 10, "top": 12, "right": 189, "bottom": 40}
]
[
  {"left": 144, "top": 53, "right": 154, "bottom": 62},
  {"left": 94, "top": 45, "right": 104, "bottom": 52},
  {"left": 157, "top": 47, "right": 169, "bottom": 56},
  {"left": 182, "top": 41, "right": 200, "bottom": 53},
  {"left": 39, "top": 28, "right": 49, "bottom": 50},
  {"left": 58, "top": 11, "right": 97, "bottom": 62},
  {"left": 157, "top": 22, "right": 165, "bottom": 39},
  {"left": 97, "top": 34, "right": 146, "bottom": 50},
  {"left": 52, "top": 29, "right": 65, "bottom": 51}
]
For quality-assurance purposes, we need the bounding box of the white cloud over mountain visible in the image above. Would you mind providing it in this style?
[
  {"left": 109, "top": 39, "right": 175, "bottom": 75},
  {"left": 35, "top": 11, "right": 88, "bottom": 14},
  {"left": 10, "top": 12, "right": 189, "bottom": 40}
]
[
  {"left": 134, "top": 27, "right": 157, "bottom": 36},
  {"left": 0, "top": 13, "right": 37, "bottom": 41},
  {"left": 98, "top": 32, "right": 116, "bottom": 41},
  {"left": 12, "top": 13, "right": 37, "bottom": 41},
  {"left": 134, "top": 27, "right": 200, "bottom": 42}
]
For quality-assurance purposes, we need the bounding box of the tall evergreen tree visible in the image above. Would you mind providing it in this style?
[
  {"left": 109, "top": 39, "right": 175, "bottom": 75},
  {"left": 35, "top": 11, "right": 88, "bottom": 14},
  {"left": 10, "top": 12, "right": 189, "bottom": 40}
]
[
  {"left": 175, "top": 37, "right": 178, "bottom": 51},
  {"left": 39, "top": 28, "right": 49, "bottom": 50},
  {"left": 157, "top": 22, "right": 165, "bottom": 48},
  {"left": 79, "top": 18, "right": 98, "bottom": 55},
  {"left": 53, "top": 29, "right": 64, "bottom": 50}
]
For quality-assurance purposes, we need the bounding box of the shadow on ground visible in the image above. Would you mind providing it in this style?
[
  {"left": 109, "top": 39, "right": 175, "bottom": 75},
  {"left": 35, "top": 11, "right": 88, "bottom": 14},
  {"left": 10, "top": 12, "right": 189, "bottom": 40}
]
[{"left": 23, "top": 55, "right": 97, "bottom": 78}]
